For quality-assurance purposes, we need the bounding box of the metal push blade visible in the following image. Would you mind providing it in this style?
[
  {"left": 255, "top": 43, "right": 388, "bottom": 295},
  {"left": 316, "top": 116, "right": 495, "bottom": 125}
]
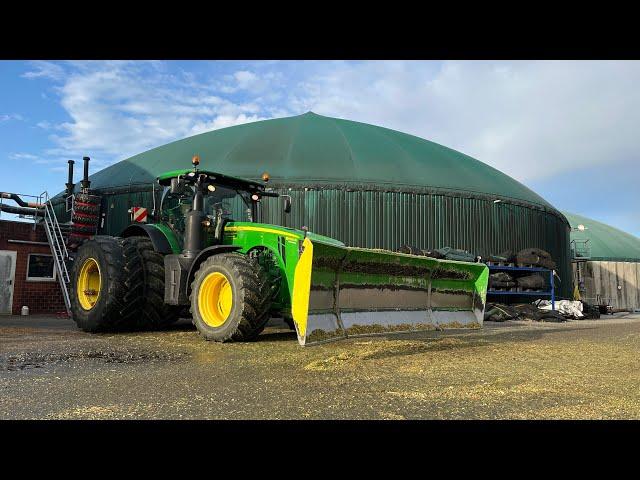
[{"left": 291, "top": 238, "right": 489, "bottom": 346}]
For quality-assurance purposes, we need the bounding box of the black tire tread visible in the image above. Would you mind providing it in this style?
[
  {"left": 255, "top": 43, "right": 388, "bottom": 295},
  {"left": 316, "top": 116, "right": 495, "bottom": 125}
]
[
  {"left": 122, "top": 236, "right": 180, "bottom": 329},
  {"left": 190, "top": 253, "right": 274, "bottom": 342},
  {"left": 70, "top": 236, "right": 144, "bottom": 332}
]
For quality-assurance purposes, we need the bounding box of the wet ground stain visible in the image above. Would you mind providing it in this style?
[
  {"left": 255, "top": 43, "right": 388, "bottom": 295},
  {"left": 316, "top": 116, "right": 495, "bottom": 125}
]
[{"left": 1, "top": 349, "right": 188, "bottom": 372}]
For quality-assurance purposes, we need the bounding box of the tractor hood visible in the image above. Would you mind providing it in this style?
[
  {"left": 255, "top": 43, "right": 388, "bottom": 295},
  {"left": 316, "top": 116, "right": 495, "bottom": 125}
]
[{"left": 223, "top": 222, "right": 345, "bottom": 247}]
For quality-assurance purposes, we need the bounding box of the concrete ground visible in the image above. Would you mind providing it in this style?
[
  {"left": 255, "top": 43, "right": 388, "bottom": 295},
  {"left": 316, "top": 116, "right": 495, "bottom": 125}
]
[{"left": 1, "top": 313, "right": 640, "bottom": 419}]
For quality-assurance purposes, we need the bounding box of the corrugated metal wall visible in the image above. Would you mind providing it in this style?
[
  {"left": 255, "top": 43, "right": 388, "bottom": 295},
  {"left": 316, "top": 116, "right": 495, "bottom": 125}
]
[
  {"left": 54, "top": 185, "right": 572, "bottom": 298},
  {"left": 260, "top": 187, "right": 571, "bottom": 297}
]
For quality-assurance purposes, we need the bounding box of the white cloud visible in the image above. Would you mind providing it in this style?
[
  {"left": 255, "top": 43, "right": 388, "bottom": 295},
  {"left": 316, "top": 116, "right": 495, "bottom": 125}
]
[
  {"left": 219, "top": 70, "right": 284, "bottom": 95},
  {"left": 22, "top": 61, "right": 65, "bottom": 80},
  {"left": 189, "top": 114, "right": 266, "bottom": 135},
  {"left": 9, "top": 152, "right": 72, "bottom": 168},
  {"left": 1, "top": 113, "right": 24, "bottom": 122},
  {"left": 288, "top": 60, "right": 640, "bottom": 182},
  {"left": 10, "top": 152, "right": 39, "bottom": 160},
  {"left": 24, "top": 62, "right": 290, "bottom": 169},
  {"left": 233, "top": 71, "right": 258, "bottom": 89}
]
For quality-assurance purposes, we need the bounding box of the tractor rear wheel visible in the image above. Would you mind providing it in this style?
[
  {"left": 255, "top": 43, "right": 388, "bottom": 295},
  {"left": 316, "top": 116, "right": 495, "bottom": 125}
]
[
  {"left": 70, "top": 236, "right": 144, "bottom": 332},
  {"left": 123, "top": 236, "right": 180, "bottom": 329},
  {"left": 190, "top": 253, "right": 272, "bottom": 342}
]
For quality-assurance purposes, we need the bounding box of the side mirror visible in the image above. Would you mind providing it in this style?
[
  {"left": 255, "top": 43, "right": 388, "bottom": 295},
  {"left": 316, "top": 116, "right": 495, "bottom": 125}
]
[{"left": 282, "top": 195, "right": 292, "bottom": 214}]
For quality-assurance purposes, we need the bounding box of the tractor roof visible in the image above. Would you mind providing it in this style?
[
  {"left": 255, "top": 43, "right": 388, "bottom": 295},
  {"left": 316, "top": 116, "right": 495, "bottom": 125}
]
[{"left": 157, "top": 168, "right": 267, "bottom": 193}]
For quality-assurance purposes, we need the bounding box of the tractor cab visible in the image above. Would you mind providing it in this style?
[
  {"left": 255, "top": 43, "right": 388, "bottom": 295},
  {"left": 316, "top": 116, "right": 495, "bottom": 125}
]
[{"left": 156, "top": 158, "right": 289, "bottom": 245}]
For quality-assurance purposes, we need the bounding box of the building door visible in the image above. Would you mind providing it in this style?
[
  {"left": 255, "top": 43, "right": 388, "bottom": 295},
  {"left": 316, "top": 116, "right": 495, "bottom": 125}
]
[{"left": 0, "top": 250, "right": 17, "bottom": 314}]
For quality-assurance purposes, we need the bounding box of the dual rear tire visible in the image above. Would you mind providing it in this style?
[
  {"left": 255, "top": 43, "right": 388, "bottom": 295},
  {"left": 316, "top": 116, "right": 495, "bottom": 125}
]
[{"left": 70, "top": 235, "right": 179, "bottom": 332}]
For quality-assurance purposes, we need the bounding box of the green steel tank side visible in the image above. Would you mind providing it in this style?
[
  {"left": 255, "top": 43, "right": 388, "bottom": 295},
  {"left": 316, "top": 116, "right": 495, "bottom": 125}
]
[{"left": 563, "top": 211, "right": 640, "bottom": 262}]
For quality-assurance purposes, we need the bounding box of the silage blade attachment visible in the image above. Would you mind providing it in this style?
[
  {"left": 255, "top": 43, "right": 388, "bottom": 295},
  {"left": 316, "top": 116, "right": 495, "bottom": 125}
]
[{"left": 291, "top": 238, "right": 489, "bottom": 346}]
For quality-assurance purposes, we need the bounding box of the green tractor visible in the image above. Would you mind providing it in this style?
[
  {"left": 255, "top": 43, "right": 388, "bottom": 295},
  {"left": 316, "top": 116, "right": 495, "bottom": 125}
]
[{"left": 70, "top": 156, "right": 489, "bottom": 345}]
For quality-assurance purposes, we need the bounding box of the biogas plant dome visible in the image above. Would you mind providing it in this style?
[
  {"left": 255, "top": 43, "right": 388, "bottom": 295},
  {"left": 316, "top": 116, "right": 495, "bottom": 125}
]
[
  {"left": 72, "top": 112, "right": 572, "bottom": 296},
  {"left": 563, "top": 212, "right": 640, "bottom": 262}
]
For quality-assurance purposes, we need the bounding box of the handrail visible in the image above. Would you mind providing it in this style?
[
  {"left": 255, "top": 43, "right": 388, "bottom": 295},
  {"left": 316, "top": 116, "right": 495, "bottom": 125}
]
[{"left": 40, "top": 191, "right": 71, "bottom": 314}]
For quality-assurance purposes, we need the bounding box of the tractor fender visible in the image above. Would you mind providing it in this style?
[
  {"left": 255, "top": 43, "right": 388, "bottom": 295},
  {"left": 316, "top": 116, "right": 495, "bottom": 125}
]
[
  {"left": 121, "top": 224, "right": 175, "bottom": 255},
  {"left": 185, "top": 245, "right": 243, "bottom": 296}
]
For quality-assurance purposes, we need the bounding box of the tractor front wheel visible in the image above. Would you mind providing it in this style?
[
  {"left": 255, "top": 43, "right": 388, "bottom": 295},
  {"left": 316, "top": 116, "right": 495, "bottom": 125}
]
[{"left": 190, "top": 253, "right": 272, "bottom": 342}]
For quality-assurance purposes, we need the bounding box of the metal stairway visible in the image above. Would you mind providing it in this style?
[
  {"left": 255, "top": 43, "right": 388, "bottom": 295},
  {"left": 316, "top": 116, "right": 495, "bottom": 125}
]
[{"left": 40, "top": 192, "right": 72, "bottom": 316}]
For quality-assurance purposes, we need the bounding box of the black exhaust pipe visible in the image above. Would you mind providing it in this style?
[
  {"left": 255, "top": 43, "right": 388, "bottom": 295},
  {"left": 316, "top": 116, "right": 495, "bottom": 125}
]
[
  {"left": 81, "top": 156, "right": 91, "bottom": 191},
  {"left": 66, "top": 160, "right": 75, "bottom": 196},
  {"left": 183, "top": 188, "right": 204, "bottom": 257}
]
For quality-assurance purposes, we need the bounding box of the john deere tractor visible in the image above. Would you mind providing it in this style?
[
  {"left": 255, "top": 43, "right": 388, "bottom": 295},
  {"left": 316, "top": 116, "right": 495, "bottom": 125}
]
[{"left": 70, "top": 156, "right": 489, "bottom": 345}]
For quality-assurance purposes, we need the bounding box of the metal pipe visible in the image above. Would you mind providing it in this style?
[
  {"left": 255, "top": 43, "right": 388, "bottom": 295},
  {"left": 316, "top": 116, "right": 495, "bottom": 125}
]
[
  {"left": 0, "top": 192, "right": 44, "bottom": 208},
  {"left": 81, "top": 156, "right": 91, "bottom": 190},
  {"left": 0, "top": 203, "right": 43, "bottom": 216},
  {"left": 66, "top": 160, "right": 75, "bottom": 196}
]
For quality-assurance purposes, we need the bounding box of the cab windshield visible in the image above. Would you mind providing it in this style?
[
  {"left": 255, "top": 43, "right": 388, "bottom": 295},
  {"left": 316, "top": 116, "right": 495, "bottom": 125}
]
[{"left": 160, "top": 184, "right": 254, "bottom": 234}]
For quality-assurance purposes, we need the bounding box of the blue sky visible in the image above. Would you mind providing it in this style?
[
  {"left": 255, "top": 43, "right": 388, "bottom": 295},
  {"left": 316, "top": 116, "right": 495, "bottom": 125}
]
[{"left": 1, "top": 60, "right": 638, "bottom": 236}]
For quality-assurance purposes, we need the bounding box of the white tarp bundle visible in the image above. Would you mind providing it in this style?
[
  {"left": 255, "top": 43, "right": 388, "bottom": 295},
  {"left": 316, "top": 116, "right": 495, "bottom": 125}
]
[{"left": 534, "top": 299, "right": 584, "bottom": 318}]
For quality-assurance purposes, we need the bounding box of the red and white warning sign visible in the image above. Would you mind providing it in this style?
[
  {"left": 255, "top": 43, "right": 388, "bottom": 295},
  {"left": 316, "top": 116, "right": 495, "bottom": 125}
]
[{"left": 131, "top": 206, "right": 148, "bottom": 223}]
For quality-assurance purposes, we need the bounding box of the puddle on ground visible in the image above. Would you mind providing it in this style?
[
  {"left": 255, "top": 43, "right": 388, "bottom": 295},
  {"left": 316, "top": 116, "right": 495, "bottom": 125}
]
[{"left": 1, "top": 350, "right": 189, "bottom": 372}]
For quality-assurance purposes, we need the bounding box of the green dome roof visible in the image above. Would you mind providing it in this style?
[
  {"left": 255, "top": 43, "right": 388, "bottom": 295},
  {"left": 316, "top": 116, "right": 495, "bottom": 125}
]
[
  {"left": 563, "top": 211, "right": 640, "bottom": 262},
  {"left": 88, "top": 112, "right": 554, "bottom": 208}
]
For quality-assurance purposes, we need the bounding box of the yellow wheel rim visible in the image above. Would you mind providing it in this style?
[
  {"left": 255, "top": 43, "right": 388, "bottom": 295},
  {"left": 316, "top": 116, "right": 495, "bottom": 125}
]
[
  {"left": 77, "top": 257, "right": 101, "bottom": 310},
  {"left": 198, "top": 272, "right": 233, "bottom": 327}
]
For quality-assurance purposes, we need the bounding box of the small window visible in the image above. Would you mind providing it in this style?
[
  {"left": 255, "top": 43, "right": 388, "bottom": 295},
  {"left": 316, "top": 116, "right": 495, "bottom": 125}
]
[{"left": 26, "top": 254, "right": 57, "bottom": 282}]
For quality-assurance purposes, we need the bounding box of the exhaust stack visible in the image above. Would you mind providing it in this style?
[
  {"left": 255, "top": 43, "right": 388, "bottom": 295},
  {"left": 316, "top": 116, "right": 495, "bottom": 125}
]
[
  {"left": 66, "top": 160, "right": 75, "bottom": 196},
  {"left": 80, "top": 156, "right": 91, "bottom": 191}
]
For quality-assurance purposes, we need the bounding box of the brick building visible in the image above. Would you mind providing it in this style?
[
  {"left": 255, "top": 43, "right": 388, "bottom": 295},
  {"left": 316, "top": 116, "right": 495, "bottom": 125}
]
[{"left": 0, "top": 219, "right": 66, "bottom": 315}]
